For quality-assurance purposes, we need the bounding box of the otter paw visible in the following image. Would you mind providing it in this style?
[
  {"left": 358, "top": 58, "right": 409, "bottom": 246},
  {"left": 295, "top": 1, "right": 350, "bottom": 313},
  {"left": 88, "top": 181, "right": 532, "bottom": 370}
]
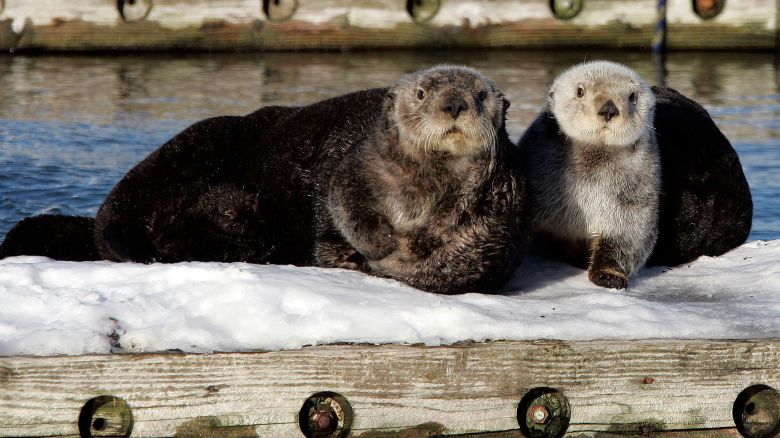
[
  {"left": 334, "top": 250, "right": 366, "bottom": 271},
  {"left": 588, "top": 267, "right": 628, "bottom": 290}
]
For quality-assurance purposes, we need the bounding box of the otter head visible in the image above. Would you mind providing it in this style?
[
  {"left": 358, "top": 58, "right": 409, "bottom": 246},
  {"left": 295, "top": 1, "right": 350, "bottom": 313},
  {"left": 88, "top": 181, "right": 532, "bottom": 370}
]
[
  {"left": 548, "top": 61, "right": 655, "bottom": 148},
  {"left": 385, "top": 65, "right": 510, "bottom": 158}
]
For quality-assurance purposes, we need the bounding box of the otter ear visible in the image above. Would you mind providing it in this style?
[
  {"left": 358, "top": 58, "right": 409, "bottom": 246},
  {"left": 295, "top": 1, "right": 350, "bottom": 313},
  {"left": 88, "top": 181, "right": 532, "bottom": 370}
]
[
  {"left": 383, "top": 91, "right": 396, "bottom": 112},
  {"left": 382, "top": 91, "right": 396, "bottom": 130},
  {"left": 497, "top": 92, "right": 510, "bottom": 112}
]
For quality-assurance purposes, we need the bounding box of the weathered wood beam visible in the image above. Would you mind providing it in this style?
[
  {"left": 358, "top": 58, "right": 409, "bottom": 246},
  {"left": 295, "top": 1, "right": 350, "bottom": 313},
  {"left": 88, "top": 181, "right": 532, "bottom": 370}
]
[
  {"left": 0, "top": 0, "right": 775, "bottom": 51},
  {"left": 1, "top": 340, "right": 779, "bottom": 437}
]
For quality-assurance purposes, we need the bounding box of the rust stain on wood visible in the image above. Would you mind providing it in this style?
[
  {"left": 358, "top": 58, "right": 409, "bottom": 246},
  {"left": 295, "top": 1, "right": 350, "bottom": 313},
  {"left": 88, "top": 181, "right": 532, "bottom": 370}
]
[
  {"left": 173, "top": 417, "right": 259, "bottom": 438},
  {"left": 353, "top": 421, "right": 445, "bottom": 437}
]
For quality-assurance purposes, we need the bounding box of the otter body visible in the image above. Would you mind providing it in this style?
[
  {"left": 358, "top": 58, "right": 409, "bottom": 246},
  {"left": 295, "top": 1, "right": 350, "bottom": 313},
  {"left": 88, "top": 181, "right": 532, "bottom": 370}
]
[
  {"left": 94, "top": 93, "right": 380, "bottom": 265},
  {"left": 648, "top": 86, "right": 752, "bottom": 266},
  {"left": 0, "top": 214, "right": 99, "bottom": 261},
  {"left": 520, "top": 61, "right": 660, "bottom": 289},
  {"left": 319, "top": 66, "right": 528, "bottom": 293}
]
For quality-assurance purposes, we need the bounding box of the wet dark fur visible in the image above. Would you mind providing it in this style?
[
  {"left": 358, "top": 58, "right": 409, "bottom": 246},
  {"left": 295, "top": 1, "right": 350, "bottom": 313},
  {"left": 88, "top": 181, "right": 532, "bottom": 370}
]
[
  {"left": 0, "top": 214, "right": 99, "bottom": 261},
  {"left": 320, "top": 71, "right": 529, "bottom": 294},
  {"left": 94, "top": 90, "right": 383, "bottom": 265},
  {"left": 648, "top": 86, "right": 752, "bottom": 266},
  {"left": 5, "top": 83, "right": 528, "bottom": 294}
]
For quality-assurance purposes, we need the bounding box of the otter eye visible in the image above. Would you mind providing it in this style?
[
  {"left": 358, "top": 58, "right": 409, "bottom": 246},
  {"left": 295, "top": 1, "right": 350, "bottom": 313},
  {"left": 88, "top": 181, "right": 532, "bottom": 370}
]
[
  {"left": 478, "top": 90, "right": 488, "bottom": 101},
  {"left": 629, "top": 92, "right": 637, "bottom": 104},
  {"left": 417, "top": 89, "right": 425, "bottom": 100},
  {"left": 576, "top": 85, "right": 585, "bottom": 98}
]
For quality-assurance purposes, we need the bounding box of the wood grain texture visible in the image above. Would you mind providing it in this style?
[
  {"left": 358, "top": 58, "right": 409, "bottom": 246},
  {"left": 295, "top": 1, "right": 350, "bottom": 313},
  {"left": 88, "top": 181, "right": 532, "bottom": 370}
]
[{"left": 1, "top": 340, "right": 779, "bottom": 437}]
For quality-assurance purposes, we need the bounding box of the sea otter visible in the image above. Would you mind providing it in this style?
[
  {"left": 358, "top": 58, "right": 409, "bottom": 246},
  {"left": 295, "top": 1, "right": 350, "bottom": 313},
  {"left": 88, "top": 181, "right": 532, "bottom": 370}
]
[
  {"left": 647, "top": 86, "right": 752, "bottom": 266},
  {"left": 519, "top": 61, "right": 660, "bottom": 289},
  {"left": 318, "top": 66, "right": 528, "bottom": 293}
]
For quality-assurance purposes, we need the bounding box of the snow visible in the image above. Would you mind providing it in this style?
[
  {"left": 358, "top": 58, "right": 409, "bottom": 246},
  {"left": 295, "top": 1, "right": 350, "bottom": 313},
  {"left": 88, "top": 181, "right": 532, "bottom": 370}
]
[{"left": 1, "top": 240, "right": 779, "bottom": 356}]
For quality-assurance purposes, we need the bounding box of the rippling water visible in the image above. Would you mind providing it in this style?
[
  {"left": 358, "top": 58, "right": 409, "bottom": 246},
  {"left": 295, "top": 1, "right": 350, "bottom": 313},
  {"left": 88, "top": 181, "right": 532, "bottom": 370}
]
[{"left": 0, "top": 51, "right": 778, "bottom": 241}]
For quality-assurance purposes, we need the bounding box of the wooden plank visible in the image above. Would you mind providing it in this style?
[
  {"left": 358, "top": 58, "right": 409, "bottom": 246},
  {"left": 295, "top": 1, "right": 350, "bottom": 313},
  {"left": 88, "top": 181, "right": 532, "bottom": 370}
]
[
  {"left": 668, "top": 24, "right": 776, "bottom": 50},
  {"left": 0, "top": 0, "right": 774, "bottom": 51},
  {"left": 5, "top": 18, "right": 771, "bottom": 52},
  {"left": 1, "top": 340, "right": 779, "bottom": 436},
  {"left": 665, "top": 0, "right": 776, "bottom": 49}
]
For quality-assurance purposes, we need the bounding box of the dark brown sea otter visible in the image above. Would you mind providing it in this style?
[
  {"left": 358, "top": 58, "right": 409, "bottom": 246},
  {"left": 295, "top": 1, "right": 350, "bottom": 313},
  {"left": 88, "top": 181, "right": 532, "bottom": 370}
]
[
  {"left": 319, "top": 65, "right": 528, "bottom": 293},
  {"left": 647, "top": 86, "right": 752, "bottom": 266}
]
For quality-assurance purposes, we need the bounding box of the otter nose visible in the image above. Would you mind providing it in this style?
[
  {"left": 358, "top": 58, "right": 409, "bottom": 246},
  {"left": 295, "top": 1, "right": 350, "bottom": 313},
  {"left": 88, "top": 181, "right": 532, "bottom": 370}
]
[
  {"left": 598, "top": 100, "right": 620, "bottom": 122},
  {"left": 441, "top": 94, "right": 468, "bottom": 119}
]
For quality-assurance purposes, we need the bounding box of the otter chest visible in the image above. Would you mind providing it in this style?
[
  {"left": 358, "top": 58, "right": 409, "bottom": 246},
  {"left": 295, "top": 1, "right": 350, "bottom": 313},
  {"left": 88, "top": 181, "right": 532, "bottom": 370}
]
[
  {"left": 566, "top": 152, "right": 648, "bottom": 236},
  {"left": 371, "top": 163, "right": 447, "bottom": 234},
  {"left": 379, "top": 184, "right": 442, "bottom": 234}
]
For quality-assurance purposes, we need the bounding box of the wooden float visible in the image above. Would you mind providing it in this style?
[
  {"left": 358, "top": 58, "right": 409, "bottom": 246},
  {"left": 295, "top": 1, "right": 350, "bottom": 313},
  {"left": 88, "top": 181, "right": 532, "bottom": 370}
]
[
  {"left": 0, "top": 0, "right": 776, "bottom": 52},
  {"left": 2, "top": 339, "right": 779, "bottom": 437},
  {"left": 1, "top": 3, "right": 779, "bottom": 438}
]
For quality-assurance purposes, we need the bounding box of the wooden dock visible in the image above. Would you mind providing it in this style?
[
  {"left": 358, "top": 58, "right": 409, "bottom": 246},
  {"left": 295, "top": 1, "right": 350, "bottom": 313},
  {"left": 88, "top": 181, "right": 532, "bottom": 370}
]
[
  {"left": 2, "top": 339, "right": 779, "bottom": 437},
  {"left": 0, "top": 0, "right": 777, "bottom": 52}
]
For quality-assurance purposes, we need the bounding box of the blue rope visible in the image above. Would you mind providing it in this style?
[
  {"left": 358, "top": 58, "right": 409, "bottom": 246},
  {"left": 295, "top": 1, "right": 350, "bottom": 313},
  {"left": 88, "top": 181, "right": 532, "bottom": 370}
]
[{"left": 652, "top": 0, "right": 667, "bottom": 53}]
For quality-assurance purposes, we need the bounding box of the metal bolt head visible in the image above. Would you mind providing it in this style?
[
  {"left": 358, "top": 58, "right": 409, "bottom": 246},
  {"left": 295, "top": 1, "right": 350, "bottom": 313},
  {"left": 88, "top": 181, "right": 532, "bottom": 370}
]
[
  {"left": 529, "top": 405, "right": 550, "bottom": 424},
  {"left": 518, "top": 388, "right": 571, "bottom": 438},
  {"left": 311, "top": 403, "right": 336, "bottom": 432},
  {"left": 299, "top": 392, "right": 353, "bottom": 438}
]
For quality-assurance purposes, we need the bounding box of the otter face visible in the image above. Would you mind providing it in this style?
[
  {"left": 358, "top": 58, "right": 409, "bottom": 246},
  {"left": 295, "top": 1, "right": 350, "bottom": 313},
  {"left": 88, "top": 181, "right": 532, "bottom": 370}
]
[
  {"left": 389, "top": 65, "right": 509, "bottom": 158},
  {"left": 548, "top": 61, "right": 655, "bottom": 148}
]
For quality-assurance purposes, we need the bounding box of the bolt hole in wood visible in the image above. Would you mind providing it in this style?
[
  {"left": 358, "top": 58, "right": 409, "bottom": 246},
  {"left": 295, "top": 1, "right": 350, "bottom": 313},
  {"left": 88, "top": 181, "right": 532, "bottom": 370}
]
[
  {"left": 262, "top": 0, "right": 297, "bottom": 22},
  {"left": 298, "top": 391, "right": 353, "bottom": 438},
  {"left": 549, "top": 0, "right": 584, "bottom": 20},
  {"left": 693, "top": 0, "right": 725, "bottom": 19},
  {"left": 406, "top": 0, "right": 441, "bottom": 24},
  {"left": 91, "top": 418, "right": 106, "bottom": 431},
  {"left": 517, "top": 387, "right": 571, "bottom": 438},
  {"left": 733, "top": 385, "right": 780, "bottom": 438},
  {"left": 116, "top": 0, "right": 152, "bottom": 23},
  {"left": 77, "top": 395, "right": 133, "bottom": 438}
]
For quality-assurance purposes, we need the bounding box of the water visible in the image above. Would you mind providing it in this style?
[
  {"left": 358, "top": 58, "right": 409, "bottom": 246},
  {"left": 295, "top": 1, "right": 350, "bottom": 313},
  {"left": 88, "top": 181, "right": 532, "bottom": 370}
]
[{"left": 0, "top": 51, "right": 778, "bottom": 241}]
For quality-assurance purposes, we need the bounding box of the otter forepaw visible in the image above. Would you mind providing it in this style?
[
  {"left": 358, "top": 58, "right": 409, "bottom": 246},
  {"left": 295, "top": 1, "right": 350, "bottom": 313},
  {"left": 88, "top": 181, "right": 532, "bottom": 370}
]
[
  {"left": 588, "top": 267, "right": 628, "bottom": 290},
  {"left": 334, "top": 250, "right": 367, "bottom": 271}
]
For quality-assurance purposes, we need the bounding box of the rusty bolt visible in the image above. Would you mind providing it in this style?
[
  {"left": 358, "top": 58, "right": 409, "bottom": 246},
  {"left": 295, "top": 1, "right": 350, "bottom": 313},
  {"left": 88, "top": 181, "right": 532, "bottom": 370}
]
[
  {"left": 310, "top": 403, "right": 336, "bottom": 433},
  {"left": 529, "top": 405, "right": 550, "bottom": 425},
  {"left": 299, "top": 391, "right": 353, "bottom": 438},
  {"left": 643, "top": 377, "right": 655, "bottom": 384}
]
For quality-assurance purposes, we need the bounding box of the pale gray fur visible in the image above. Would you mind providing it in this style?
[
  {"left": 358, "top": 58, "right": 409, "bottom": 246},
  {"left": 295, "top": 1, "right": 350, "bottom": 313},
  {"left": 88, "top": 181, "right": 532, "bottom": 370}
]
[{"left": 521, "top": 60, "right": 660, "bottom": 288}]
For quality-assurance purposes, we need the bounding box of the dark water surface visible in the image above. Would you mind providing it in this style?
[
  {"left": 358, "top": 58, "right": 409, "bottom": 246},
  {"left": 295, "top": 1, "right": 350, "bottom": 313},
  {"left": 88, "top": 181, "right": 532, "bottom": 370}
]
[{"left": 0, "top": 51, "right": 778, "bottom": 241}]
